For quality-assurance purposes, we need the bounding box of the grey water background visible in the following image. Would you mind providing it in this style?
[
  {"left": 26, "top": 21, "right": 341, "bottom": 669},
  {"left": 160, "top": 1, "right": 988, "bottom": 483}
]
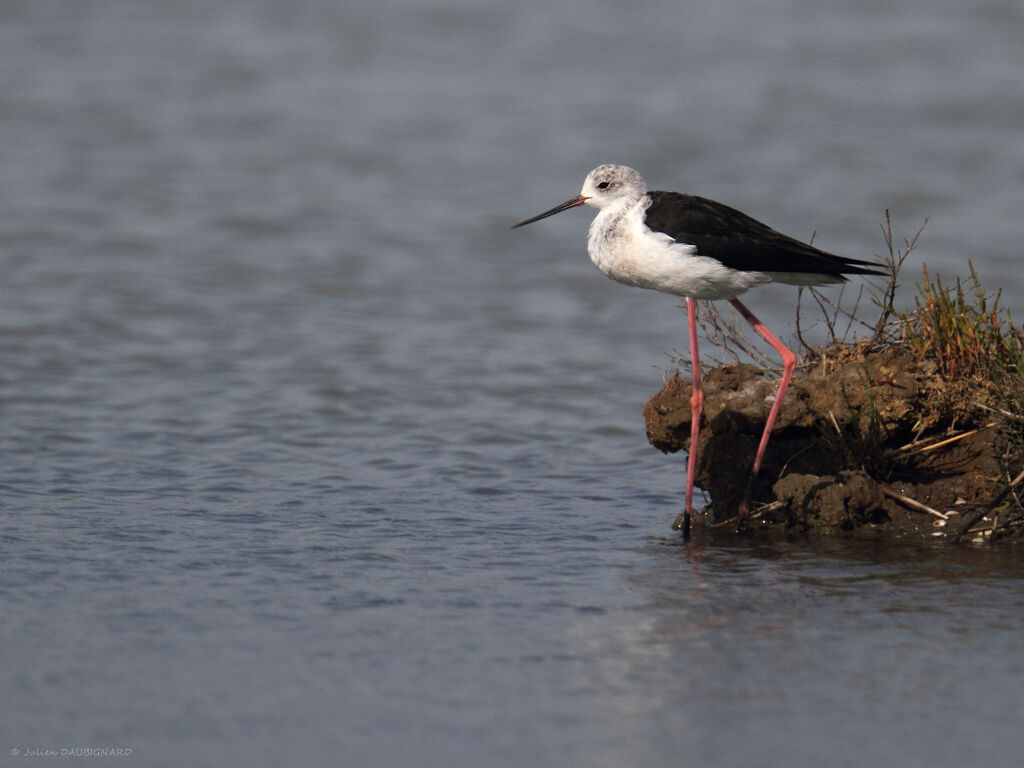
[{"left": 2, "top": 0, "right": 1024, "bottom": 765}]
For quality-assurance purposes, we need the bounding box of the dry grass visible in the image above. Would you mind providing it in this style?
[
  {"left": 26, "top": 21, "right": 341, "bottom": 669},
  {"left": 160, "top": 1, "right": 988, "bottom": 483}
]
[
  {"left": 796, "top": 209, "right": 928, "bottom": 353},
  {"left": 897, "top": 262, "right": 1023, "bottom": 380}
]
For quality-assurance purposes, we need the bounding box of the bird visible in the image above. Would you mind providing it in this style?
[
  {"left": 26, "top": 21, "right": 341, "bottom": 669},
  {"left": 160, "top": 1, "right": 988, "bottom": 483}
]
[{"left": 512, "top": 164, "right": 885, "bottom": 537}]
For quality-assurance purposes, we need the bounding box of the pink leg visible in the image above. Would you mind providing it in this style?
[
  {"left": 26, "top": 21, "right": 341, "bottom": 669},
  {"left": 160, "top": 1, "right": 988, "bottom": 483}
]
[
  {"left": 682, "top": 297, "right": 702, "bottom": 539},
  {"left": 728, "top": 298, "right": 797, "bottom": 531}
]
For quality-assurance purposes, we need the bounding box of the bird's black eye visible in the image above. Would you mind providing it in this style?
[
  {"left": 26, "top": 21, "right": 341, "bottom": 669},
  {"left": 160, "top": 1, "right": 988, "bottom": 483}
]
[{"left": 597, "top": 181, "right": 610, "bottom": 190}]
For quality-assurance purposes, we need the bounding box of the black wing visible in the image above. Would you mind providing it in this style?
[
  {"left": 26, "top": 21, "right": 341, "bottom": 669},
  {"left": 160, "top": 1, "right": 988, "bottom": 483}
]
[{"left": 644, "top": 191, "right": 885, "bottom": 277}]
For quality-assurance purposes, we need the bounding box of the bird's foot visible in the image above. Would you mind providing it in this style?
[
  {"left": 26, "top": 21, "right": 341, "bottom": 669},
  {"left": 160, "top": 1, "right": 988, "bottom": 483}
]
[
  {"left": 734, "top": 502, "right": 750, "bottom": 534},
  {"left": 672, "top": 509, "right": 692, "bottom": 540}
]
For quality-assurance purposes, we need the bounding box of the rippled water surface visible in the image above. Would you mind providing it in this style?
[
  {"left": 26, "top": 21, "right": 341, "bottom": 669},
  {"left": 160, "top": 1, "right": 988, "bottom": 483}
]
[{"left": 2, "top": 1, "right": 1023, "bottom": 765}]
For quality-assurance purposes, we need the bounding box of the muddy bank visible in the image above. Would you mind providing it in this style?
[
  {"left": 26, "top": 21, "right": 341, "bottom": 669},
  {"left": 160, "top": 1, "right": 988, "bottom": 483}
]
[{"left": 643, "top": 346, "right": 1024, "bottom": 544}]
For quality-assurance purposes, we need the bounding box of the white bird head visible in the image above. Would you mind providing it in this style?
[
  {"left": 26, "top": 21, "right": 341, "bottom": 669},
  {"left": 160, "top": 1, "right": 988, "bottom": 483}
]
[
  {"left": 579, "top": 164, "right": 647, "bottom": 210},
  {"left": 511, "top": 164, "right": 647, "bottom": 228}
]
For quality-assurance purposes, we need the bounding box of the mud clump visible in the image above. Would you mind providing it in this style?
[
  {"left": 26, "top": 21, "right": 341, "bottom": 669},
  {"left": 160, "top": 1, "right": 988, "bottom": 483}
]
[
  {"left": 643, "top": 346, "right": 1024, "bottom": 543},
  {"left": 772, "top": 472, "right": 887, "bottom": 530}
]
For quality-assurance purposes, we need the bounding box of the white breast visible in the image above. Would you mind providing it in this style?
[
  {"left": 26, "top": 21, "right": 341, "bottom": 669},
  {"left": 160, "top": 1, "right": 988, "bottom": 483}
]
[{"left": 586, "top": 200, "right": 773, "bottom": 301}]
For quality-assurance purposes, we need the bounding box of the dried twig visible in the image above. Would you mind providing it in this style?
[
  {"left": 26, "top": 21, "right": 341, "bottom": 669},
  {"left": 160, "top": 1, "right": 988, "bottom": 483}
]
[
  {"left": 808, "top": 287, "right": 876, "bottom": 334},
  {"left": 952, "top": 466, "right": 1024, "bottom": 542},
  {"left": 672, "top": 301, "right": 777, "bottom": 372},
  {"left": 794, "top": 210, "right": 929, "bottom": 354},
  {"left": 973, "top": 401, "right": 1024, "bottom": 423},
  {"left": 886, "top": 422, "right": 996, "bottom": 458},
  {"left": 965, "top": 514, "right": 1024, "bottom": 535},
  {"left": 709, "top": 500, "right": 785, "bottom": 529},
  {"left": 871, "top": 211, "right": 930, "bottom": 342},
  {"left": 880, "top": 486, "right": 949, "bottom": 520}
]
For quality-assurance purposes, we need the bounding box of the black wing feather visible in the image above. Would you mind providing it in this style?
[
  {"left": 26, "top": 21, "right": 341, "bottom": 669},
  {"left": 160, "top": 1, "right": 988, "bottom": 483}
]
[{"left": 644, "top": 191, "right": 885, "bottom": 277}]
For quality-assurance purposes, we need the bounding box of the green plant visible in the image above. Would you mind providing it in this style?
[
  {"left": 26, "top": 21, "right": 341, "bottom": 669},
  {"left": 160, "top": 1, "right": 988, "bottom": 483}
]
[{"left": 899, "top": 262, "right": 1023, "bottom": 380}]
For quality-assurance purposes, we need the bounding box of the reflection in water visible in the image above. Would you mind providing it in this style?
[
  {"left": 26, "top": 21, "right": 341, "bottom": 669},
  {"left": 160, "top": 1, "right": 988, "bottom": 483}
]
[{"left": 558, "top": 533, "right": 1024, "bottom": 765}]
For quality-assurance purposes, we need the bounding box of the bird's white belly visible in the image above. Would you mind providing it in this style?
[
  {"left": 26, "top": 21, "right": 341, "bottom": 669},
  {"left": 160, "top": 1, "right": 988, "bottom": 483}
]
[{"left": 587, "top": 209, "right": 771, "bottom": 300}]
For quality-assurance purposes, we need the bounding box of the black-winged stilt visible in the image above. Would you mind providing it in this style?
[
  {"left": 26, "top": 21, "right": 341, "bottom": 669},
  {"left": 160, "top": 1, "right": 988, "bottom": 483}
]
[{"left": 512, "top": 164, "right": 884, "bottom": 536}]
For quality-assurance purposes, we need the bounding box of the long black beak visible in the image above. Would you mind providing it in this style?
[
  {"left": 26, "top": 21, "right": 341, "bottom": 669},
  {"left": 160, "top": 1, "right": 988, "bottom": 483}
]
[{"left": 511, "top": 195, "right": 590, "bottom": 229}]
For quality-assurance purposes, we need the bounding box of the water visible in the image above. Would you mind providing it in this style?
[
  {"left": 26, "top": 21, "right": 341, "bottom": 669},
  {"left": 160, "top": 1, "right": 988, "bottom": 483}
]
[{"left": 2, "top": 0, "right": 1023, "bottom": 765}]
